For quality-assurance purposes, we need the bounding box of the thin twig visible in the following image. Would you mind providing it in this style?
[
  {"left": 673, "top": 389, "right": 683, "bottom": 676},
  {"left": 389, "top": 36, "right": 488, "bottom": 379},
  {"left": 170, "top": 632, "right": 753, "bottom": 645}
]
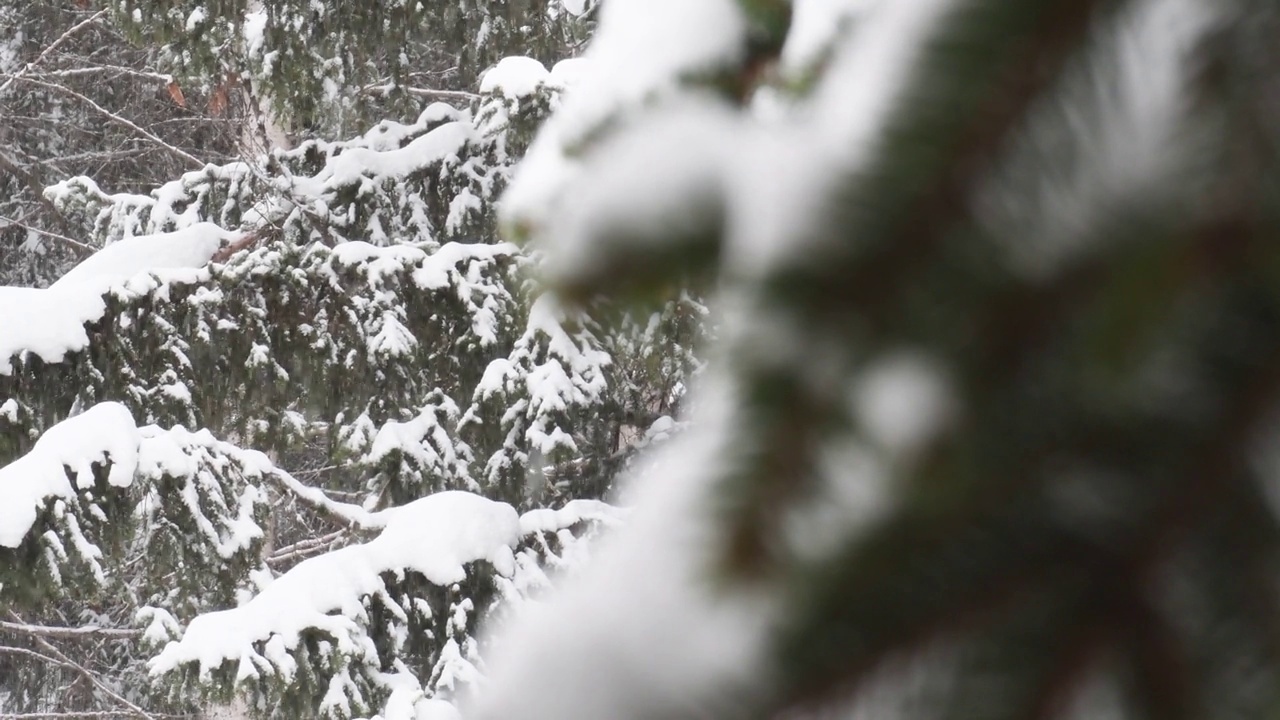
[
  {"left": 6, "top": 612, "right": 158, "bottom": 720},
  {"left": 5, "top": 76, "right": 204, "bottom": 168},
  {"left": 0, "top": 9, "right": 108, "bottom": 99},
  {"left": 266, "top": 528, "right": 348, "bottom": 566},
  {"left": 268, "top": 467, "right": 384, "bottom": 531},
  {"left": 0, "top": 644, "right": 77, "bottom": 670}
]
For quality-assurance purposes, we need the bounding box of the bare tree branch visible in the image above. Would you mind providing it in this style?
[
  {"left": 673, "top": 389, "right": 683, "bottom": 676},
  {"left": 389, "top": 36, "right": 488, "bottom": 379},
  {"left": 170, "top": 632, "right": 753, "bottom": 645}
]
[
  {"left": 0, "top": 9, "right": 108, "bottom": 100},
  {"left": 358, "top": 81, "right": 479, "bottom": 102},
  {"left": 0, "top": 644, "right": 76, "bottom": 670},
  {"left": 33, "top": 66, "right": 173, "bottom": 86},
  {"left": 3, "top": 76, "right": 204, "bottom": 168},
  {"left": 6, "top": 612, "right": 159, "bottom": 720}
]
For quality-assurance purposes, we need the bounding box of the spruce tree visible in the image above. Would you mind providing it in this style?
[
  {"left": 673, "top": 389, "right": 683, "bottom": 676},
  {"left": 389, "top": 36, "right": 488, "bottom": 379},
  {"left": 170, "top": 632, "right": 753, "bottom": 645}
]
[
  {"left": 472, "top": 0, "right": 1280, "bottom": 718},
  {"left": 0, "top": 2, "right": 701, "bottom": 718}
]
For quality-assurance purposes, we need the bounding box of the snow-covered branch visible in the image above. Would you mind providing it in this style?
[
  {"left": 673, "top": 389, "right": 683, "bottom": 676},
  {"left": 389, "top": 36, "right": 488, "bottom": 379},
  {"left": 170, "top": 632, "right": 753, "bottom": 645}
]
[{"left": 0, "top": 620, "right": 143, "bottom": 640}]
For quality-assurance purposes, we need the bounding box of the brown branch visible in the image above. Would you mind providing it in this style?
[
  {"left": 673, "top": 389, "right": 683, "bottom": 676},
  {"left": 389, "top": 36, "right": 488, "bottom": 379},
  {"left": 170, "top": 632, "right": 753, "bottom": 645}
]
[{"left": 210, "top": 230, "right": 261, "bottom": 263}]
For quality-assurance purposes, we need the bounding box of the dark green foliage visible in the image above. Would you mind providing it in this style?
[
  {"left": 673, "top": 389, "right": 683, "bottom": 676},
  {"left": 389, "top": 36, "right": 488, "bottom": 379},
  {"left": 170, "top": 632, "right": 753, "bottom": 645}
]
[
  {"left": 527, "top": 0, "right": 1280, "bottom": 716},
  {"left": 115, "top": 0, "right": 594, "bottom": 135}
]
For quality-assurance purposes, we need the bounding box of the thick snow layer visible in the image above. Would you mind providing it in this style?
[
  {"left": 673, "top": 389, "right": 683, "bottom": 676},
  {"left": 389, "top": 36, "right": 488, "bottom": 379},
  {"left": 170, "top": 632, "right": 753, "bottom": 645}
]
[
  {"left": 549, "top": 58, "right": 588, "bottom": 90},
  {"left": 370, "top": 683, "right": 461, "bottom": 720},
  {"left": 559, "top": 0, "right": 590, "bottom": 16},
  {"left": 149, "top": 492, "right": 522, "bottom": 679},
  {"left": 470, "top": 383, "right": 778, "bottom": 720},
  {"left": 500, "top": 0, "right": 750, "bottom": 235},
  {"left": 0, "top": 224, "right": 231, "bottom": 375},
  {"left": 50, "top": 224, "right": 228, "bottom": 291},
  {"left": 519, "top": 499, "right": 622, "bottom": 536},
  {"left": 480, "top": 57, "right": 552, "bottom": 100},
  {"left": 0, "top": 403, "right": 139, "bottom": 548},
  {"left": 782, "top": 0, "right": 881, "bottom": 71},
  {"left": 320, "top": 121, "right": 474, "bottom": 191}
]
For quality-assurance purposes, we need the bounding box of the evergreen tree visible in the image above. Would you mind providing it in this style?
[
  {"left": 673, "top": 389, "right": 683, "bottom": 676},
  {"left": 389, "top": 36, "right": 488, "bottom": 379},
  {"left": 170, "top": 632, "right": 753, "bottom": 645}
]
[
  {"left": 0, "top": 2, "right": 702, "bottom": 718},
  {"left": 471, "top": 0, "right": 1280, "bottom": 719}
]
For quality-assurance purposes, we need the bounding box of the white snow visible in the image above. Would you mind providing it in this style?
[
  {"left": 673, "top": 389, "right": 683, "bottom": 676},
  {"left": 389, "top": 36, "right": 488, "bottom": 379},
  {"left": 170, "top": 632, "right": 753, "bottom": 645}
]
[
  {"left": 549, "top": 58, "right": 588, "bottom": 90},
  {"left": 149, "top": 491, "right": 522, "bottom": 680},
  {"left": 185, "top": 6, "right": 206, "bottom": 31},
  {"left": 322, "top": 121, "right": 474, "bottom": 191},
  {"left": 242, "top": 10, "right": 267, "bottom": 57},
  {"left": 500, "top": 0, "right": 750, "bottom": 237},
  {"left": 518, "top": 499, "right": 622, "bottom": 536},
  {"left": 480, "top": 57, "right": 552, "bottom": 100},
  {"left": 0, "top": 224, "right": 232, "bottom": 375},
  {"left": 852, "top": 352, "right": 953, "bottom": 456},
  {"left": 137, "top": 425, "right": 267, "bottom": 559},
  {"left": 51, "top": 223, "right": 228, "bottom": 291},
  {"left": 0, "top": 402, "right": 140, "bottom": 548}
]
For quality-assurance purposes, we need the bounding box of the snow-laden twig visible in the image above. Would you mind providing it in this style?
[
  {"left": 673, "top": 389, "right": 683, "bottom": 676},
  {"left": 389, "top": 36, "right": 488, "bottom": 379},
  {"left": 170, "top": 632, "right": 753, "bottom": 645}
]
[
  {"left": 358, "top": 81, "right": 480, "bottom": 102},
  {"left": 0, "top": 620, "right": 143, "bottom": 640},
  {"left": 33, "top": 65, "right": 174, "bottom": 85},
  {"left": 266, "top": 528, "right": 348, "bottom": 567},
  {"left": 267, "top": 467, "right": 385, "bottom": 530}
]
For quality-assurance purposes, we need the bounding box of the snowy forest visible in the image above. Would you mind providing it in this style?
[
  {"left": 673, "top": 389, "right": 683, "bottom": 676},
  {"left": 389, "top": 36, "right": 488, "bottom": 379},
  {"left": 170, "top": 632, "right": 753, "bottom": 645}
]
[{"left": 7, "top": 0, "right": 1280, "bottom": 719}]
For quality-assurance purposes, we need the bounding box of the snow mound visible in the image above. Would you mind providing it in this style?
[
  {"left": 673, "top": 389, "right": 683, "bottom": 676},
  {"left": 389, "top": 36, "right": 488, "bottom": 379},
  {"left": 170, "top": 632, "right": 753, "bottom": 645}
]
[
  {"left": 519, "top": 499, "right": 622, "bottom": 536},
  {"left": 480, "top": 57, "right": 552, "bottom": 100},
  {"left": 500, "top": 0, "right": 749, "bottom": 235},
  {"left": 149, "top": 491, "right": 523, "bottom": 680},
  {"left": 0, "top": 402, "right": 140, "bottom": 548},
  {"left": 0, "top": 223, "right": 232, "bottom": 375}
]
